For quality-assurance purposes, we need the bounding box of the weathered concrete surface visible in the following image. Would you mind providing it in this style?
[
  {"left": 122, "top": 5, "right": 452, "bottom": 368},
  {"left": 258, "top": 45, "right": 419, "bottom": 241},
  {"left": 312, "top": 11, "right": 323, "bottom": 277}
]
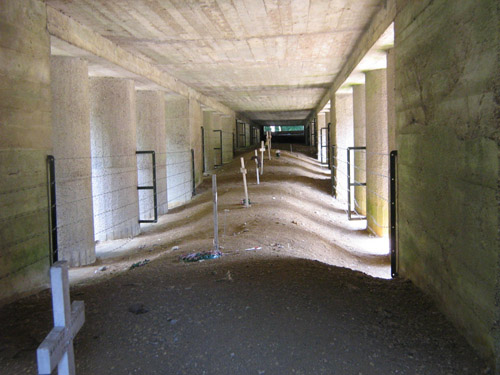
[
  {"left": 365, "top": 69, "right": 389, "bottom": 237},
  {"left": 136, "top": 90, "right": 167, "bottom": 217},
  {"left": 314, "top": 0, "right": 396, "bottom": 115},
  {"left": 45, "top": 0, "right": 386, "bottom": 124},
  {"left": 353, "top": 84, "right": 367, "bottom": 216},
  {"left": 45, "top": 6, "right": 235, "bottom": 118},
  {"left": 89, "top": 77, "right": 140, "bottom": 241},
  {"left": 395, "top": 0, "right": 499, "bottom": 370},
  {"left": 334, "top": 92, "right": 355, "bottom": 210},
  {"left": 0, "top": 0, "right": 52, "bottom": 302},
  {"left": 50, "top": 56, "right": 95, "bottom": 267},
  {"left": 165, "top": 97, "right": 192, "bottom": 208}
]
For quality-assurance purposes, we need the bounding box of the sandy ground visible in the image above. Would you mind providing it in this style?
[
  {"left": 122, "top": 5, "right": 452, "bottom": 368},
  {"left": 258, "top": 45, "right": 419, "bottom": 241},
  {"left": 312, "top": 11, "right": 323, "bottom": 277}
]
[{"left": 0, "top": 145, "right": 491, "bottom": 374}]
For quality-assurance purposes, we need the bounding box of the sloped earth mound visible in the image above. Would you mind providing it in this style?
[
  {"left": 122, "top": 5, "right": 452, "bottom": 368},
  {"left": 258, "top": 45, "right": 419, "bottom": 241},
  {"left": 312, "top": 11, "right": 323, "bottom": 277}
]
[{"left": 0, "top": 146, "right": 490, "bottom": 374}]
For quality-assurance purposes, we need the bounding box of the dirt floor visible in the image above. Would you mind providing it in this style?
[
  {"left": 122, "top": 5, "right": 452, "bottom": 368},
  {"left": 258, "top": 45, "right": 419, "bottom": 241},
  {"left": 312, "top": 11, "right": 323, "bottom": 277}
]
[{"left": 0, "top": 145, "right": 491, "bottom": 374}]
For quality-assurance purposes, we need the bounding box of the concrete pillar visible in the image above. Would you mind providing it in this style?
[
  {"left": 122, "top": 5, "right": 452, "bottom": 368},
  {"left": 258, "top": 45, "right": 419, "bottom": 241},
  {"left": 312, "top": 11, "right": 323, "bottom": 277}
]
[
  {"left": 136, "top": 90, "right": 167, "bottom": 217},
  {"left": 165, "top": 97, "right": 192, "bottom": 208},
  {"left": 89, "top": 77, "right": 140, "bottom": 241},
  {"left": 328, "top": 95, "right": 337, "bottom": 194},
  {"left": 334, "top": 90, "right": 354, "bottom": 208},
  {"left": 0, "top": 0, "right": 52, "bottom": 301},
  {"left": 386, "top": 48, "right": 396, "bottom": 153},
  {"left": 203, "top": 110, "right": 215, "bottom": 171},
  {"left": 316, "top": 112, "right": 326, "bottom": 161},
  {"left": 221, "top": 116, "right": 234, "bottom": 164},
  {"left": 324, "top": 111, "right": 331, "bottom": 165},
  {"left": 353, "top": 84, "right": 367, "bottom": 216},
  {"left": 51, "top": 56, "right": 95, "bottom": 266},
  {"left": 212, "top": 113, "right": 222, "bottom": 167},
  {"left": 189, "top": 99, "right": 203, "bottom": 187},
  {"left": 365, "top": 69, "right": 389, "bottom": 237}
]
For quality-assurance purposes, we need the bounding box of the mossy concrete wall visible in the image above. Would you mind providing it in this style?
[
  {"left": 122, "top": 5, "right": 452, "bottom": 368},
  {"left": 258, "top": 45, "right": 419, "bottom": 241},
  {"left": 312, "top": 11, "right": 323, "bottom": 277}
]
[
  {"left": 395, "top": 0, "right": 499, "bottom": 369},
  {"left": 0, "top": 0, "right": 52, "bottom": 302},
  {"left": 365, "top": 69, "right": 389, "bottom": 237},
  {"left": 51, "top": 56, "right": 95, "bottom": 266}
]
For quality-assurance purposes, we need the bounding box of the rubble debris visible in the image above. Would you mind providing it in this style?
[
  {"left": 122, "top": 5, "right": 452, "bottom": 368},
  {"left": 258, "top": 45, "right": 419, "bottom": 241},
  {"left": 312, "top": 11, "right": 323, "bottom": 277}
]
[
  {"left": 129, "top": 259, "right": 150, "bottom": 270},
  {"left": 180, "top": 250, "right": 222, "bottom": 263}
]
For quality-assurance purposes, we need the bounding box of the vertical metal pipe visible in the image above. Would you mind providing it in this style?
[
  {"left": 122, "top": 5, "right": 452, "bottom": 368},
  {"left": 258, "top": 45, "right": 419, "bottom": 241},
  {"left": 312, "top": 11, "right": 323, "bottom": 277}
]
[
  {"left": 212, "top": 174, "right": 219, "bottom": 251},
  {"left": 390, "top": 150, "right": 398, "bottom": 278},
  {"left": 191, "top": 148, "right": 196, "bottom": 196},
  {"left": 47, "top": 155, "right": 58, "bottom": 264},
  {"left": 201, "top": 127, "right": 205, "bottom": 173},
  {"left": 152, "top": 151, "right": 158, "bottom": 222}
]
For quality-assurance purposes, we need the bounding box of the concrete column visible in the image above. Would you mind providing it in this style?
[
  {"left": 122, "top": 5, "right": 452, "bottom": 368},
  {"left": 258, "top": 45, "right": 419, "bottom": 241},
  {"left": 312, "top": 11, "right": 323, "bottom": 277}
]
[
  {"left": 324, "top": 111, "right": 331, "bottom": 165},
  {"left": 136, "top": 90, "right": 167, "bottom": 217},
  {"left": 51, "top": 56, "right": 95, "bottom": 266},
  {"left": 203, "top": 110, "right": 215, "bottom": 171},
  {"left": 221, "top": 115, "right": 234, "bottom": 164},
  {"left": 89, "top": 77, "right": 140, "bottom": 241},
  {"left": 365, "top": 69, "right": 389, "bottom": 237},
  {"left": 0, "top": 0, "right": 52, "bottom": 301},
  {"left": 334, "top": 90, "right": 354, "bottom": 208},
  {"left": 353, "top": 84, "right": 367, "bottom": 216},
  {"left": 189, "top": 99, "right": 203, "bottom": 187},
  {"left": 316, "top": 112, "right": 326, "bottom": 161},
  {"left": 328, "top": 95, "right": 337, "bottom": 194},
  {"left": 165, "top": 97, "right": 192, "bottom": 208},
  {"left": 386, "top": 48, "right": 396, "bottom": 153},
  {"left": 212, "top": 113, "right": 222, "bottom": 167}
]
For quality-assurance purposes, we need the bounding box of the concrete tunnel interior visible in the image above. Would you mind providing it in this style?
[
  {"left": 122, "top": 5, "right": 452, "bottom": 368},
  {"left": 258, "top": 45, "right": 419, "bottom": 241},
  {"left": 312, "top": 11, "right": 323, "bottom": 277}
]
[{"left": 0, "top": 0, "right": 499, "bottom": 373}]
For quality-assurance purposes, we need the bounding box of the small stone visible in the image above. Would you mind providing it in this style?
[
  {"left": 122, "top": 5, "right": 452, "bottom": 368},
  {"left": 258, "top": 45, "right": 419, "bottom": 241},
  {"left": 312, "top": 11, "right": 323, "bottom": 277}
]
[{"left": 128, "top": 303, "right": 148, "bottom": 315}]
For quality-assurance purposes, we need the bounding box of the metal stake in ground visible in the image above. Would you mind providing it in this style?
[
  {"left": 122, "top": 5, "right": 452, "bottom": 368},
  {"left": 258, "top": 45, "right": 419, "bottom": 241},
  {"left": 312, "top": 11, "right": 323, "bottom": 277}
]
[
  {"left": 254, "top": 150, "right": 260, "bottom": 185},
  {"left": 37, "top": 261, "right": 85, "bottom": 375},
  {"left": 212, "top": 174, "right": 219, "bottom": 251},
  {"left": 240, "top": 157, "right": 250, "bottom": 208},
  {"left": 259, "top": 141, "right": 266, "bottom": 175}
]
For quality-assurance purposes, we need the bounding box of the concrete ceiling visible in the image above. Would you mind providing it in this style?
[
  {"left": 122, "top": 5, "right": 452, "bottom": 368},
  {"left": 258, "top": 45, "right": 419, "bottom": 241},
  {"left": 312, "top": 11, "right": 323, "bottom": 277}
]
[{"left": 45, "top": 0, "right": 385, "bottom": 125}]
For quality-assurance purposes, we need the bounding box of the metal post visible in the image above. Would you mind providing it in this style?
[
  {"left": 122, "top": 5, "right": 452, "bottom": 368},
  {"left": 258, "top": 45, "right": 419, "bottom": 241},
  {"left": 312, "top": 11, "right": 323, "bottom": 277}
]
[
  {"left": 191, "top": 148, "right": 196, "bottom": 196},
  {"left": 201, "top": 127, "right": 206, "bottom": 173},
  {"left": 47, "top": 155, "right": 58, "bottom": 264},
  {"left": 240, "top": 157, "right": 249, "bottom": 208},
  {"left": 390, "top": 150, "right": 398, "bottom": 278},
  {"left": 212, "top": 174, "right": 219, "bottom": 251}
]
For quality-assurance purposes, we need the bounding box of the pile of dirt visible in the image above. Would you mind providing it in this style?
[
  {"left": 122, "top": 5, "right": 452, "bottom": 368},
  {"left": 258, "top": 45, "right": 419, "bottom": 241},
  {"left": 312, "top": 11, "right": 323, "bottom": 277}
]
[{"left": 0, "top": 146, "right": 490, "bottom": 374}]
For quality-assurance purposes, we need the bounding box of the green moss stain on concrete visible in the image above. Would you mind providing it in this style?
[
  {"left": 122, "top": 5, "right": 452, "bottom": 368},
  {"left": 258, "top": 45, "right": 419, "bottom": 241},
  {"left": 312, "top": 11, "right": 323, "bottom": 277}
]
[
  {"left": 0, "top": 0, "right": 52, "bottom": 302},
  {"left": 395, "top": 0, "right": 499, "bottom": 368}
]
